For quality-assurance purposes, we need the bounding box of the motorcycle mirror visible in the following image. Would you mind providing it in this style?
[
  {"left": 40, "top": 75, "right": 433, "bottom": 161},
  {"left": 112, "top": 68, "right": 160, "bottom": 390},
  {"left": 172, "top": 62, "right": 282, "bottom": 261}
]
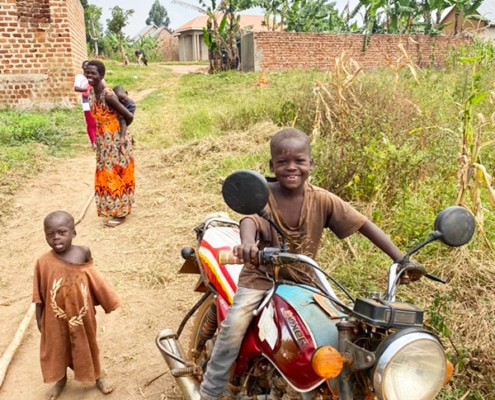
[
  {"left": 222, "top": 170, "right": 269, "bottom": 215},
  {"left": 434, "top": 206, "right": 475, "bottom": 247}
]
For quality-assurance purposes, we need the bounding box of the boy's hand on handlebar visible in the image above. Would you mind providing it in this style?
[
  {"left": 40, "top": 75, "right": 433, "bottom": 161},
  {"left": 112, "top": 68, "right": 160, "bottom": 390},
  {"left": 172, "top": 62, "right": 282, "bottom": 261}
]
[
  {"left": 397, "top": 260, "right": 427, "bottom": 284},
  {"left": 233, "top": 243, "right": 260, "bottom": 267}
]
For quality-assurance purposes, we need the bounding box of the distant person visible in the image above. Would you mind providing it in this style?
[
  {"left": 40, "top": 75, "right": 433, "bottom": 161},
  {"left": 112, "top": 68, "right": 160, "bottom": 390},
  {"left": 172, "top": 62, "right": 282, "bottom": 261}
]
[
  {"left": 73, "top": 60, "right": 96, "bottom": 148},
  {"left": 113, "top": 86, "right": 136, "bottom": 137},
  {"left": 123, "top": 53, "right": 130, "bottom": 66},
  {"left": 86, "top": 60, "right": 135, "bottom": 228},
  {"left": 135, "top": 49, "right": 148, "bottom": 66},
  {"left": 33, "top": 210, "right": 120, "bottom": 399}
]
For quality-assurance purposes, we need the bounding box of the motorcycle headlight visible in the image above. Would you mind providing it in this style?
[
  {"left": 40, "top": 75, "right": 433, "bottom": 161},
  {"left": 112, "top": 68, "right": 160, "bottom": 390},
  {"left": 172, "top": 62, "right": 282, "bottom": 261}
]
[{"left": 373, "top": 329, "right": 446, "bottom": 400}]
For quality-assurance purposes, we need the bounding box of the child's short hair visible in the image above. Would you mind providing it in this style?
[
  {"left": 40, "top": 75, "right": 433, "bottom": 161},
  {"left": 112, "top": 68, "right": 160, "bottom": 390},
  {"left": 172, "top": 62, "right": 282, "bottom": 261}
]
[
  {"left": 270, "top": 128, "right": 311, "bottom": 155},
  {"left": 44, "top": 210, "right": 75, "bottom": 230},
  {"left": 113, "top": 86, "right": 127, "bottom": 96}
]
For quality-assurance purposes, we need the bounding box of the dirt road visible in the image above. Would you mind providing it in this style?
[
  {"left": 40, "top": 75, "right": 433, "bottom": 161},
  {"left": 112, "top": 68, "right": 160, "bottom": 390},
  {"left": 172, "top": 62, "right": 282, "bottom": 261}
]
[{"left": 0, "top": 65, "right": 218, "bottom": 400}]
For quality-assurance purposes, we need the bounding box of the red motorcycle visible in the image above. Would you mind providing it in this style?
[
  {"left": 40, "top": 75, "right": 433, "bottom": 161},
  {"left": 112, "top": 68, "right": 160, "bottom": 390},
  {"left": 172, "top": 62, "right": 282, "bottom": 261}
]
[{"left": 156, "top": 170, "right": 475, "bottom": 400}]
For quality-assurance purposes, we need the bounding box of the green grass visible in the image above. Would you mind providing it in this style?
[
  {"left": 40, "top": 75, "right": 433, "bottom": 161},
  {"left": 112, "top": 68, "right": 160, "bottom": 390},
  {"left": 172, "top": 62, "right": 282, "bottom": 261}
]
[{"left": 0, "top": 108, "right": 86, "bottom": 195}]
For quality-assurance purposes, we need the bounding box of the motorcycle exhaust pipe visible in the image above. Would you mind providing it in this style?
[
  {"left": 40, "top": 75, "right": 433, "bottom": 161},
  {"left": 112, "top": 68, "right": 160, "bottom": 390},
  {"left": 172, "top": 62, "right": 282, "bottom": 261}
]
[{"left": 156, "top": 329, "right": 201, "bottom": 400}]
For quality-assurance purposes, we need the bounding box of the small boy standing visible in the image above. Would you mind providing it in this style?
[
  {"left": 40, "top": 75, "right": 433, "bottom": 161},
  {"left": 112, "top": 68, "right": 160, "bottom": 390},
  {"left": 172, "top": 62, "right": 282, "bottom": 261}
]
[
  {"left": 33, "top": 210, "right": 120, "bottom": 399},
  {"left": 113, "top": 86, "right": 136, "bottom": 137}
]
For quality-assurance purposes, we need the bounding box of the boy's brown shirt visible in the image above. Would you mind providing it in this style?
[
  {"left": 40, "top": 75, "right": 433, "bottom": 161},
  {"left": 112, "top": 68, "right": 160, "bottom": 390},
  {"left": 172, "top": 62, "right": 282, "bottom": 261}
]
[
  {"left": 33, "top": 251, "right": 120, "bottom": 383},
  {"left": 237, "top": 182, "right": 367, "bottom": 290}
]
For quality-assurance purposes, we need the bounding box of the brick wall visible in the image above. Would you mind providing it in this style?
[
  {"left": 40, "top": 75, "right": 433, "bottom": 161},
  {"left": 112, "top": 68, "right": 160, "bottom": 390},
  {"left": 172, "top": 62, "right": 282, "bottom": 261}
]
[
  {"left": 0, "top": 0, "right": 87, "bottom": 109},
  {"left": 156, "top": 30, "right": 179, "bottom": 62},
  {"left": 242, "top": 32, "right": 471, "bottom": 72}
]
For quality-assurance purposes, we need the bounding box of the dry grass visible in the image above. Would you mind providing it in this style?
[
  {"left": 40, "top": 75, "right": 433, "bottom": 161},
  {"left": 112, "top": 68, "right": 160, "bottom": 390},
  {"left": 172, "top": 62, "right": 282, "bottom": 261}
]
[{"left": 309, "top": 54, "right": 495, "bottom": 396}]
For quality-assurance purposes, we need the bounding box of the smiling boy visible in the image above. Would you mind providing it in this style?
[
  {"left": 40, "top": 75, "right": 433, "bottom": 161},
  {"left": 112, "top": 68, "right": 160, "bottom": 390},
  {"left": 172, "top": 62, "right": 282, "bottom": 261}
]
[{"left": 200, "top": 128, "right": 405, "bottom": 400}]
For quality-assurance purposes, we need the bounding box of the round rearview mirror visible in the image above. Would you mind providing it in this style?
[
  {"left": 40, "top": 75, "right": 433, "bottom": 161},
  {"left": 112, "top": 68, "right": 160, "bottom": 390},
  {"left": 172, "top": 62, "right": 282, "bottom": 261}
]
[
  {"left": 222, "top": 170, "right": 269, "bottom": 215},
  {"left": 434, "top": 206, "right": 475, "bottom": 247}
]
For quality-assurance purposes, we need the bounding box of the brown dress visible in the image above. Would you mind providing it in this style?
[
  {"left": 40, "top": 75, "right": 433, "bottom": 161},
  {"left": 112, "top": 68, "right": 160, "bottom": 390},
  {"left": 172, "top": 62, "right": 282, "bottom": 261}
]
[{"left": 32, "top": 251, "right": 121, "bottom": 383}]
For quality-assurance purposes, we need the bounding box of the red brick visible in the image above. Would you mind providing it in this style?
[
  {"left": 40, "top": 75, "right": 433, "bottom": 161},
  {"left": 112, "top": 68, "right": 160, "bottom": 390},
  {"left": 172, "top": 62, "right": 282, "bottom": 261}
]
[{"left": 0, "top": 0, "right": 86, "bottom": 108}]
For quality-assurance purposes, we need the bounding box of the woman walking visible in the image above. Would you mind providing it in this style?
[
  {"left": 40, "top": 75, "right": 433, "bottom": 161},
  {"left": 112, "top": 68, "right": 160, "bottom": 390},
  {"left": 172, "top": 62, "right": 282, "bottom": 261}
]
[{"left": 86, "top": 60, "right": 135, "bottom": 227}]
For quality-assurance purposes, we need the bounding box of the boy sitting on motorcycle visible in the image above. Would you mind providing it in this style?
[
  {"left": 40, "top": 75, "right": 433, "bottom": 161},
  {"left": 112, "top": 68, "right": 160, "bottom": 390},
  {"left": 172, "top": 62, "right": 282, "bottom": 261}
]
[{"left": 199, "top": 127, "right": 408, "bottom": 400}]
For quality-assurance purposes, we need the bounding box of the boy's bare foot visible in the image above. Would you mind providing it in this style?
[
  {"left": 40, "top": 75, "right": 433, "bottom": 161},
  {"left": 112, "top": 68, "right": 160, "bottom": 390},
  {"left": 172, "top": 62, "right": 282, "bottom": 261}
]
[
  {"left": 45, "top": 376, "right": 67, "bottom": 400},
  {"left": 96, "top": 377, "right": 115, "bottom": 394}
]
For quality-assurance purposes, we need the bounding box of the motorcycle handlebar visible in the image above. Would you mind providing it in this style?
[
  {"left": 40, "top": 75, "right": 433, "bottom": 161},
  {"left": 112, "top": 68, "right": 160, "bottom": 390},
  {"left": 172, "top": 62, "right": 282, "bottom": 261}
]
[
  {"left": 220, "top": 250, "right": 447, "bottom": 281},
  {"left": 425, "top": 273, "right": 447, "bottom": 284},
  {"left": 218, "top": 250, "right": 242, "bottom": 265},
  {"left": 218, "top": 248, "right": 299, "bottom": 266}
]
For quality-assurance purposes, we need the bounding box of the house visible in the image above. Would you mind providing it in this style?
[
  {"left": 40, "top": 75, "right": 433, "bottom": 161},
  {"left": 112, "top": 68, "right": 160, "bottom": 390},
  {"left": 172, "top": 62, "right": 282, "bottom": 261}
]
[
  {"left": 131, "top": 24, "right": 179, "bottom": 61},
  {"left": 174, "top": 15, "right": 267, "bottom": 62},
  {"left": 440, "top": 2, "right": 495, "bottom": 39}
]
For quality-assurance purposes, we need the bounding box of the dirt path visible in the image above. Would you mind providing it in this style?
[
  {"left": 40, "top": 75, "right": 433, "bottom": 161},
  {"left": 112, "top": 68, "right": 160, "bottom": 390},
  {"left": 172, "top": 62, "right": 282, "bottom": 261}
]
[{"left": 0, "top": 66, "right": 211, "bottom": 400}]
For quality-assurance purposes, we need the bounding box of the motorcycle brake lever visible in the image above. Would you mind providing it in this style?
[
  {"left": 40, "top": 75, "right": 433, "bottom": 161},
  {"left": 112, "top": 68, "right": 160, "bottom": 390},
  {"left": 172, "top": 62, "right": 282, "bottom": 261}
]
[{"left": 425, "top": 273, "right": 447, "bottom": 284}]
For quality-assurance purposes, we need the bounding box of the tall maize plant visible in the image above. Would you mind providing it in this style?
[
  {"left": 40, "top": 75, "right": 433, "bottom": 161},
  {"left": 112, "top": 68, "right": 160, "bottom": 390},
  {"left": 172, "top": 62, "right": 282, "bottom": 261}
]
[{"left": 455, "top": 40, "right": 495, "bottom": 244}]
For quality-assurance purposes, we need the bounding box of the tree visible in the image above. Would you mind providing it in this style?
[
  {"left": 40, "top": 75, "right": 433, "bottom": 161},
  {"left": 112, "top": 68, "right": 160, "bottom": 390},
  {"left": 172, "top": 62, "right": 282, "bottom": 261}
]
[
  {"left": 253, "top": 0, "right": 286, "bottom": 30},
  {"left": 85, "top": 4, "right": 104, "bottom": 55},
  {"left": 446, "top": 0, "right": 483, "bottom": 35},
  {"left": 419, "top": 0, "right": 450, "bottom": 35},
  {"left": 146, "top": 0, "right": 171, "bottom": 27},
  {"left": 172, "top": 0, "right": 247, "bottom": 72},
  {"left": 107, "top": 6, "right": 135, "bottom": 62},
  {"left": 284, "top": 0, "right": 346, "bottom": 32}
]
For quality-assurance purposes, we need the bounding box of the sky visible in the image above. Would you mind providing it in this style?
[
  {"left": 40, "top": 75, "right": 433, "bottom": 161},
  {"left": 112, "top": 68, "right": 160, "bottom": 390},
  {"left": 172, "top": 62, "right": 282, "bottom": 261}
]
[{"left": 88, "top": 0, "right": 360, "bottom": 38}]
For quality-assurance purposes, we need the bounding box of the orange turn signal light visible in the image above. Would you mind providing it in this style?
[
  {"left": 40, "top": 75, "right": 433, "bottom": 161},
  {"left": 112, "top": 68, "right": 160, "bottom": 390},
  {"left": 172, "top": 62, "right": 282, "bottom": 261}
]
[
  {"left": 444, "top": 359, "right": 454, "bottom": 384},
  {"left": 311, "top": 346, "right": 343, "bottom": 379}
]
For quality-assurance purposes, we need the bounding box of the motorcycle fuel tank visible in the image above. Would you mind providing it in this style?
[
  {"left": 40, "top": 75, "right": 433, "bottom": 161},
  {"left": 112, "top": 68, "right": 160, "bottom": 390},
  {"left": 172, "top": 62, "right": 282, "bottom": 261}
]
[{"left": 243, "top": 284, "right": 345, "bottom": 392}]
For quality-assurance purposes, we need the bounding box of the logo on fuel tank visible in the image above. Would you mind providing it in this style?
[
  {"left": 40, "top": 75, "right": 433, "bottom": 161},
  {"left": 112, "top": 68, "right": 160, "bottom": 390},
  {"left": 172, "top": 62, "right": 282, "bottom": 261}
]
[{"left": 282, "top": 307, "right": 309, "bottom": 348}]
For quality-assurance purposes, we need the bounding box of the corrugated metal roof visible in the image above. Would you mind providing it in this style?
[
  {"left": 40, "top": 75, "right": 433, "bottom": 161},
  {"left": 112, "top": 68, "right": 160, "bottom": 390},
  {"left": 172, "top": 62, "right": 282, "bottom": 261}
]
[
  {"left": 478, "top": 2, "right": 495, "bottom": 24},
  {"left": 151, "top": 26, "right": 173, "bottom": 38},
  {"left": 174, "top": 14, "right": 267, "bottom": 33},
  {"left": 131, "top": 24, "right": 174, "bottom": 42}
]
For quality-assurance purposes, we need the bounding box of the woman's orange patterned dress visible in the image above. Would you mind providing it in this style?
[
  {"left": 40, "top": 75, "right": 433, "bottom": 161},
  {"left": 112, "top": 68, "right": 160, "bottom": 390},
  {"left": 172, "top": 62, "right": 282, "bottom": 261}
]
[{"left": 88, "top": 87, "right": 134, "bottom": 218}]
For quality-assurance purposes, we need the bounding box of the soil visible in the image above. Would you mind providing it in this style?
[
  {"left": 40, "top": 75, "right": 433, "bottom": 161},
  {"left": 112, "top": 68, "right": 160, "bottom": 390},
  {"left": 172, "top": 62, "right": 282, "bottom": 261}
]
[{"left": 0, "top": 64, "right": 214, "bottom": 400}]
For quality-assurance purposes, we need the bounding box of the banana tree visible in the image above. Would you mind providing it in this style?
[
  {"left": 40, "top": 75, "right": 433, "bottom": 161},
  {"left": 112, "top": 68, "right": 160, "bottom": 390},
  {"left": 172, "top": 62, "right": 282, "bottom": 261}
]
[
  {"left": 418, "top": 0, "right": 450, "bottom": 34},
  {"left": 252, "top": 0, "right": 284, "bottom": 30},
  {"left": 446, "top": 0, "right": 483, "bottom": 35},
  {"left": 172, "top": 0, "right": 245, "bottom": 71},
  {"left": 284, "top": 0, "right": 347, "bottom": 32},
  {"left": 384, "top": 0, "right": 419, "bottom": 33}
]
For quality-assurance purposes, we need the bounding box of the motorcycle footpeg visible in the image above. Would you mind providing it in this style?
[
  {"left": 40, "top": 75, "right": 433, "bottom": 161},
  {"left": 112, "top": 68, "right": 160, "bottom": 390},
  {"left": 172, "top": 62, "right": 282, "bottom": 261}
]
[{"left": 171, "top": 366, "right": 202, "bottom": 378}]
